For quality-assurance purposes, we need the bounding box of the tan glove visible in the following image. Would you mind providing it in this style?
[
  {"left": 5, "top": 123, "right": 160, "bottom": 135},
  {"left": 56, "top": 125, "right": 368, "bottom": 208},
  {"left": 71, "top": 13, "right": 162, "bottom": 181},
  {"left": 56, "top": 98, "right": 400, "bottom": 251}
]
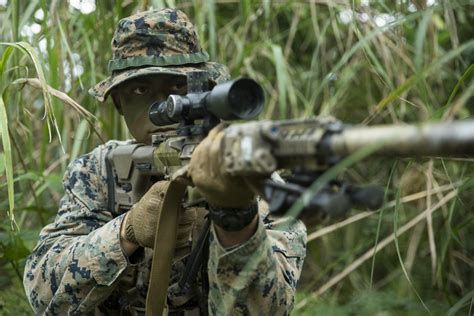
[
  {"left": 188, "top": 124, "right": 256, "bottom": 208},
  {"left": 124, "top": 181, "right": 195, "bottom": 249}
]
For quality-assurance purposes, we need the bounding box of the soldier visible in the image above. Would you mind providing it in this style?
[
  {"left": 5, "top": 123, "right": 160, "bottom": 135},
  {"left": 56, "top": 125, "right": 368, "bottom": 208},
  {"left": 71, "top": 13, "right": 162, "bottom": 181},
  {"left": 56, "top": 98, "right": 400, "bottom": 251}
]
[{"left": 23, "top": 8, "right": 307, "bottom": 315}]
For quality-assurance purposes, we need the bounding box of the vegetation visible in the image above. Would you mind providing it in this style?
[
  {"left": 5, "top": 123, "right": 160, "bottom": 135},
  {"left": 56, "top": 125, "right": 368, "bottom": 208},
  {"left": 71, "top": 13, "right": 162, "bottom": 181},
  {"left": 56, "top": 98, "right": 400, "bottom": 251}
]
[{"left": 0, "top": 0, "right": 473, "bottom": 315}]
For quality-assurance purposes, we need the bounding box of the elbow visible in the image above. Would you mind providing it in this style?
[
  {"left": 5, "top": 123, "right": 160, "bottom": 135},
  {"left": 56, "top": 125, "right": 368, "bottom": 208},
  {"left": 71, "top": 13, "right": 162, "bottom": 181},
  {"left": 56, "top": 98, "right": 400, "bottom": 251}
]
[
  {"left": 23, "top": 255, "right": 49, "bottom": 314},
  {"left": 23, "top": 242, "right": 58, "bottom": 314}
]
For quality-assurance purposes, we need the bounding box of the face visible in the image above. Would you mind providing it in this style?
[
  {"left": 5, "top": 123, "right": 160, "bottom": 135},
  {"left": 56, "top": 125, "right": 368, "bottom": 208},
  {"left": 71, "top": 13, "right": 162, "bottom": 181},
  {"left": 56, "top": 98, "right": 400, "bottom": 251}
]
[{"left": 112, "top": 74, "right": 187, "bottom": 144}]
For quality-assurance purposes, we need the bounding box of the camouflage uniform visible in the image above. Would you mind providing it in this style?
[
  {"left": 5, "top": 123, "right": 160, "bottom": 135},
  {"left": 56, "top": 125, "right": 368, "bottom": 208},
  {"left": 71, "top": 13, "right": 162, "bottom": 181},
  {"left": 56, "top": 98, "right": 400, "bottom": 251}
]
[{"left": 23, "top": 8, "right": 307, "bottom": 316}]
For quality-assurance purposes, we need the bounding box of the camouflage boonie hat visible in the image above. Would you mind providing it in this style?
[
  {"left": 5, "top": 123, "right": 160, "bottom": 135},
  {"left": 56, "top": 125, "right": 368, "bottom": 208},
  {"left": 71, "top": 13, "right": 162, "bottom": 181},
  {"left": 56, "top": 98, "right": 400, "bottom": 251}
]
[{"left": 89, "top": 8, "right": 230, "bottom": 102}]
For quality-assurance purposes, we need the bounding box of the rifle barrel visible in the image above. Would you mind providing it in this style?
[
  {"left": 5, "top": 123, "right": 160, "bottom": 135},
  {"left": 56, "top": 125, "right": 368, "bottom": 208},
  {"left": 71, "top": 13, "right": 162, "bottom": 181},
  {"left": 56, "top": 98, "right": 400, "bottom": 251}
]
[{"left": 328, "top": 120, "right": 474, "bottom": 157}]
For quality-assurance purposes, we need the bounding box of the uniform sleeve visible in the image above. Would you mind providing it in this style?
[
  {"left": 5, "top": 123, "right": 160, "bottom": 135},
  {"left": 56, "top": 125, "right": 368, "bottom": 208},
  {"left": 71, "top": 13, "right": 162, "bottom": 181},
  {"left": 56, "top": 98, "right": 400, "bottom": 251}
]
[
  {"left": 23, "top": 145, "right": 131, "bottom": 315},
  {"left": 207, "top": 201, "right": 307, "bottom": 315}
]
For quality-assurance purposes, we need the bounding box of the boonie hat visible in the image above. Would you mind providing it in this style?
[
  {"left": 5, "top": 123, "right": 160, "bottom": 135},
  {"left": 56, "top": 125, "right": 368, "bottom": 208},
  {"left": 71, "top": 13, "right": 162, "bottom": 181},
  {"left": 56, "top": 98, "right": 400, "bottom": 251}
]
[{"left": 89, "top": 8, "right": 230, "bottom": 102}]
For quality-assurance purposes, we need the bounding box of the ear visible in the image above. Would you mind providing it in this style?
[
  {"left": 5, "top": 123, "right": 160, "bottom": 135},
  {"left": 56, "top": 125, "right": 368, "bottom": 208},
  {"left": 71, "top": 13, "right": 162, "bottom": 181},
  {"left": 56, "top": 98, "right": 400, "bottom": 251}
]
[{"left": 111, "top": 92, "right": 123, "bottom": 115}]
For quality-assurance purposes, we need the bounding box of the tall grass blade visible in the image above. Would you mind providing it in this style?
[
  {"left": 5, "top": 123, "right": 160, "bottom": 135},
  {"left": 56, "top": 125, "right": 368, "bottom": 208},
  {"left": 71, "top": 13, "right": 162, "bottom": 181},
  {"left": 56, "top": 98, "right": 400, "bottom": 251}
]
[
  {"left": 0, "top": 153, "right": 4, "bottom": 174},
  {"left": 444, "top": 64, "right": 474, "bottom": 109},
  {"left": 425, "top": 161, "right": 437, "bottom": 282},
  {"left": 393, "top": 197, "right": 432, "bottom": 314},
  {"left": 0, "top": 95, "right": 16, "bottom": 228},
  {"left": 283, "top": 142, "right": 385, "bottom": 221},
  {"left": 10, "top": 0, "right": 19, "bottom": 41},
  {"left": 271, "top": 45, "right": 287, "bottom": 119},
  {"left": 296, "top": 189, "right": 458, "bottom": 310},
  {"left": 11, "top": 78, "right": 103, "bottom": 142},
  {"left": 311, "top": 11, "right": 423, "bottom": 116},
  {"left": 375, "top": 39, "right": 474, "bottom": 112},
  {"left": 71, "top": 120, "right": 89, "bottom": 160},
  {"left": 56, "top": 14, "right": 84, "bottom": 89},
  {"left": 18, "top": 0, "right": 40, "bottom": 29},
  {"left": 370, "top": 161, "right": 398, "bottom": 289},
  {"left": 207, "top": 0, "right": 216, "bottom": 59},
  {"left": 446, "top": 290, "right": 474, "bottom": 316},
  {"left": 80, "top": 27, "right": 96, "bottom": 87},
  {"left": 0, "top": 46, "right": 14, "bottom": 84},
  {"left": 0, "top": 41, "right": 63, "bottom": 149},
  {"left": 414, "top": 9, "right": 432, "bottom": 71},
  {"left": 306, "top": 182, "right": 462, "bottom": 242}
]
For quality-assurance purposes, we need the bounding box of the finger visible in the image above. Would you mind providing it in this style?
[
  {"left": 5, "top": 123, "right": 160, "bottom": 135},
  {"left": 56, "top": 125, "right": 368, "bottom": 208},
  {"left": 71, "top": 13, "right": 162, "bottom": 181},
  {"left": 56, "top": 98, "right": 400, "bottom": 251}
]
[
  {"left": 205, "top": 123, "right": 224, "bottom": 141},
  {"left": 191, "top": 124, "right": 219, "bottom": 165},
  {"left": 189, "top": 124, "right": 226, "bottom": 186},
  {"left": 197, "top": 125, "right": 225, "bottom": 175},
  {"left": 212, "top": 122, "right": 226, "bottom": 134},
  {"left": 192, "top": 123, "right": 225, "bottom": 161},
  {"left": 209, "top": 130, "right": 225, "bottom": 166},
  {"left": 242, "top": 176, "right": 266, "bottom": 196}
]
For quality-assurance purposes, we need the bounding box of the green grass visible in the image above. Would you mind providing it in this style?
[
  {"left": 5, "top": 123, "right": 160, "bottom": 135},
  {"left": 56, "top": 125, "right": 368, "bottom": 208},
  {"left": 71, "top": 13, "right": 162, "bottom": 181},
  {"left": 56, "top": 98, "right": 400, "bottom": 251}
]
[{"left": 0, "top": 0, "right": 473, "bottom": 313}]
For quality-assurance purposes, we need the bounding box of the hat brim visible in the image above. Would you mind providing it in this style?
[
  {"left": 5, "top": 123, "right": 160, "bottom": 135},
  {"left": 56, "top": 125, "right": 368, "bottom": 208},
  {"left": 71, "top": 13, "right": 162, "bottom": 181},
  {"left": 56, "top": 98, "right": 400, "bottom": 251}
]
[{"left": 89, "top": 62, "right": 230, "bottom": 102}]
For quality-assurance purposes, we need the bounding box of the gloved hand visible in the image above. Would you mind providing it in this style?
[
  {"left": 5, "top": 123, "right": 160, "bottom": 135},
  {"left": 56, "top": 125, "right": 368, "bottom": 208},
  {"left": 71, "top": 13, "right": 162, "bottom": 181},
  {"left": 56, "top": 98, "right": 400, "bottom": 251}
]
[
  {"left": 188, "top": 124, "right": 256, "bottom": 209},
  {"left": 123, "top": 181, "right": 195, "bottom": 249}
]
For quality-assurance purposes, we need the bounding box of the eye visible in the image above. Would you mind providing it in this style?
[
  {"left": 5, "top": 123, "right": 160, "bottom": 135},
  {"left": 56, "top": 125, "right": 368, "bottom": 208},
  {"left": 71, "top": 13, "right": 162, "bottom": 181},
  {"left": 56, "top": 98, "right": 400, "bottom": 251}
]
[
  {"left": 132, "top": 86, "right": 150, "bottom": 95},
  {"left": 169, "top": 82, "right": 187, "bottom": 94}
]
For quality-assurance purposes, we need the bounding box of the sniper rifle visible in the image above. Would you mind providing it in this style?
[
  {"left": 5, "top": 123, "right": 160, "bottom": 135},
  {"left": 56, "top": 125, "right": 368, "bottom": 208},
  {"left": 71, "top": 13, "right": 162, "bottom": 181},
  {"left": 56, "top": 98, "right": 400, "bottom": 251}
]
[{"left": 104, "top": 71, "right": 474, "bottom": 316}]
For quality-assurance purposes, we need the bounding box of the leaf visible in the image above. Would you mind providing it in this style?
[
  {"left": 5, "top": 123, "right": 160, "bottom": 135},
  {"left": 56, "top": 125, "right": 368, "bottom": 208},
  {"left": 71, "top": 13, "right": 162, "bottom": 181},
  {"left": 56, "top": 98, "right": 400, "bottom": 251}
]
[
  {"left": 444, "top": 64, "right": 474, "bottom": 108},
  {"left": 1, "top": 233, "right": 30, "bottom": 261},
  {"left": 375, "top": 39, "right": 474, "bottom": 112},
  {"left": 272, "top": 45, "right": 287, "bottom": 119},
  {"left": 393, "top": 194, "right": 432, "bottom": 315},
  {"left": 71, "top": 119, "right": 89, "bottom": 160},
  {"left": 206, "top": 0, "right": 216, "bottom": 59},
  {"left": 0, "top": 41, "right": 63, "bottom": 150},
  {"left": 0, "top": 46, "right": 14, "bottom": 81},
  {"left": 0, "top": 152, "right": 4, "bottom": 174},
  {"left": 0, "top": 171, "right": 41, "bottom": 189},
  {"left": 56, "top": 14, "right": 84, "bottom": 89},
  {"left": 307, "top": 10, "right": 425, "bottom": 117},
  {"left": 0, "top": 95, "right": 15, "bottom": 227}
]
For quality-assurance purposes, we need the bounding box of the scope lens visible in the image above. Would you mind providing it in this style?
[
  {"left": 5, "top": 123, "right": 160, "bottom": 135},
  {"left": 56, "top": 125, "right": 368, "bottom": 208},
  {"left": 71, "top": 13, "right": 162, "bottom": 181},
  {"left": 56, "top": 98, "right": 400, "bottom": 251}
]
[
  {"left": 149, "top": 101, "right": 177, "bottom": 126},
  {"left": 228, "top": 79, "right": 264, "bottom": 119}
]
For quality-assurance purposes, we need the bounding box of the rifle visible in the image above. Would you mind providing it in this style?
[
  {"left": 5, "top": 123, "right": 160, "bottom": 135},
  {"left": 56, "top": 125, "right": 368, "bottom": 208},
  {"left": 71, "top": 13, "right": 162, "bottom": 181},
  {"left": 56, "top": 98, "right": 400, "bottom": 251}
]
[
  {"left": 105, "top": 71, "right": 474, "bottom": 315},
  {"left": 107, "top": 71, "right": 474, "bottom": 219}
]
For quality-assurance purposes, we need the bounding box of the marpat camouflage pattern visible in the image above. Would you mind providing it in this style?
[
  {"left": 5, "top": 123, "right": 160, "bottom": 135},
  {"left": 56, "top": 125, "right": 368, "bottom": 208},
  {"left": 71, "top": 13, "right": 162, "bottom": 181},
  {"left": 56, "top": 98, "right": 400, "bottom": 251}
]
[
  {"left": 25, "top": 7, "right": 307, "bottom": 315},
  {"left": 89, "top": 8, "right": 230, "bottom": 103},
  {"left": 23, "top": 141, "right": 307, "bottom": 315}
]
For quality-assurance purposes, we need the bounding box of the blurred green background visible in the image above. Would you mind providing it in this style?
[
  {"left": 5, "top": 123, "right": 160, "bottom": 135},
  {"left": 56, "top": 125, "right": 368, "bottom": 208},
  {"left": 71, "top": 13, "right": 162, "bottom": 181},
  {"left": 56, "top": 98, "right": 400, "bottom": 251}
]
[{"left": 0, "top": 0, "right": 473, "bottom": 315}]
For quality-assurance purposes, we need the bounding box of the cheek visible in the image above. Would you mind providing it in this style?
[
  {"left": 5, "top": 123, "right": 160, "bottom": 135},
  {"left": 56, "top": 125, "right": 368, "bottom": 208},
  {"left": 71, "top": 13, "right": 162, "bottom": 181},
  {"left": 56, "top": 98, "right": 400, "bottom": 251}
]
[
  {"left": 131, "top": 107, "right": 149, "bottom": 126},
  {"left": 124, "top": 107, "right": 154, "bottom": 141}
]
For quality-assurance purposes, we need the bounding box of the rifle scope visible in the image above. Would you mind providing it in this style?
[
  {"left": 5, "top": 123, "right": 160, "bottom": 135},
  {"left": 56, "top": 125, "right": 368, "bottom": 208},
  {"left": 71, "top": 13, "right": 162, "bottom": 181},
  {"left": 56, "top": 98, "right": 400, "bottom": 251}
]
[{"left": 149, "top": 78, "right": 264, "bottom": 126}]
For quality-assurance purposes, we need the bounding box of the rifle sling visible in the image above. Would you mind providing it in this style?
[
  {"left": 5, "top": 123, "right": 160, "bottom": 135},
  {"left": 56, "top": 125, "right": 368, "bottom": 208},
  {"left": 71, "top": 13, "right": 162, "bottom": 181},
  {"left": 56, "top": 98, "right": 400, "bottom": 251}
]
[
  {"left": 178, "top": 218, "right": 210, "bottom": 293},
  {"left": 105, "top": 148, "right": 116, "bottom": 216},
  {"left": 145, "top": 177, "right": 188, "bottom": 316}
]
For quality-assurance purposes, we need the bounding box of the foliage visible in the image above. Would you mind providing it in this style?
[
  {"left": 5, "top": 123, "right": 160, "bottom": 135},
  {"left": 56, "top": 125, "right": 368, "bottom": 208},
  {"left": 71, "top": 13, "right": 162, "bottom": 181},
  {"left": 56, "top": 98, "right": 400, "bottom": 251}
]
[{"left": 0, "top": 0, "right": 473, "bottom": 314}]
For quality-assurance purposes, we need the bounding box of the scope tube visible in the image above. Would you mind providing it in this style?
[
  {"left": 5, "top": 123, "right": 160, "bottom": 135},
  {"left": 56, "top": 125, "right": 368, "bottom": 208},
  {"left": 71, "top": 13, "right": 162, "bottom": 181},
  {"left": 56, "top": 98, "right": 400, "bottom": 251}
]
[
  {"left": 205, "top": 78, "right": 264, "bottom": 120},
  {"left": 149, "top": 77, "right": 265, "bottom": 127}
]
